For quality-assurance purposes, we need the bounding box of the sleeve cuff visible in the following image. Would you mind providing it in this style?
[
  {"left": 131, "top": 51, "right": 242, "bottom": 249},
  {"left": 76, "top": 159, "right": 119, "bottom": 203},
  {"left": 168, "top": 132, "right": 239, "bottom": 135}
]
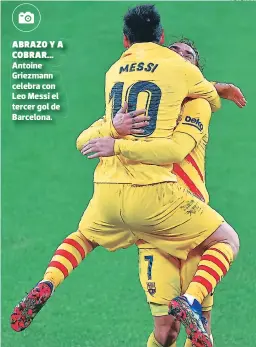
[{"left": 114, "top": 139, "right": 121, "bottom": 155}]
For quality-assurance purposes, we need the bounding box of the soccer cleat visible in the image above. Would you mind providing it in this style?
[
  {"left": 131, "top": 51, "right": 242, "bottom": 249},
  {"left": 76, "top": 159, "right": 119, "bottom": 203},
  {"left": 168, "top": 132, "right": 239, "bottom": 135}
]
[
  {"left": 168, "top": 296, "right": 212, "bottom": 347},
  {"left": 10, "top": 281, "right": 54, "bottom": 332}
]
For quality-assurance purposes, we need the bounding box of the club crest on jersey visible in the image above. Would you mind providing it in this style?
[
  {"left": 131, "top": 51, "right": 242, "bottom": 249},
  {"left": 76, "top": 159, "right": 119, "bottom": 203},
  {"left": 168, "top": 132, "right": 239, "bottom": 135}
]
[
  {"left": 182, "top": 116, "right": 203, "bottom": 132},
  {"left": 147, "top": 281, "right": 156, "bottom": 295}
]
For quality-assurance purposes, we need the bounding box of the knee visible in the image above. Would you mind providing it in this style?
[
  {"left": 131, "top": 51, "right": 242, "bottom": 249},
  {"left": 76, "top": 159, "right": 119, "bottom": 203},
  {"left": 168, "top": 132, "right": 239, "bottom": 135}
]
[
  {"left": 200, "top": 222, "right": 240, "bottom": 258},
  {"left": 230, "top": 228, "right": 240, "bottom": 258},
  {"left": 74, "top": 231, "right": 99, "bottom": 252},
  {"left": 220, "top": 223, "right": 240, "bottom": 258}
]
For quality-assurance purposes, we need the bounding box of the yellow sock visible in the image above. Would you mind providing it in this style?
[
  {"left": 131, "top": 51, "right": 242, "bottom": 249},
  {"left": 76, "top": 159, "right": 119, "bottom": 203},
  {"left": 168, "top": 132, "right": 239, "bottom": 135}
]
[
  {"left": 43, "top": 231, "right": 92, "bottom": 288},
  {"left": 186, "top": 243, "right": 233, "bottom": 303},
  {"left": 147, "top": 333, "right": 163, "bottom": 347}
]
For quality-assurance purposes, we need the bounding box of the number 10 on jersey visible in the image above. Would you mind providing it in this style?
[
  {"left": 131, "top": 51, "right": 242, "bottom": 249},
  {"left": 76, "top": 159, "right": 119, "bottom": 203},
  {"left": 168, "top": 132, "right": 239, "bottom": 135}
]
[{"left": 109, "top": 81, "right": 162, "bottom": 137}]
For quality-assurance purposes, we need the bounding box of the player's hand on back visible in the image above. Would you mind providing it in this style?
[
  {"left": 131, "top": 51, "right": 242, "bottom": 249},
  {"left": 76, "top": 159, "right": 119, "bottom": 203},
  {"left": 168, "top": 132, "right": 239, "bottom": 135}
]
[
  {"left": 80, "top": 103, "right": 150, "bottom": 159},
  {"left": 215, "top": 83, "right": 247, "bottom": 108},
  {"left": 113, "top": 102, "right": 149, "bottom": 136},
  {"left": 80, "top": 137, "right": 115, "bottom": 159}
]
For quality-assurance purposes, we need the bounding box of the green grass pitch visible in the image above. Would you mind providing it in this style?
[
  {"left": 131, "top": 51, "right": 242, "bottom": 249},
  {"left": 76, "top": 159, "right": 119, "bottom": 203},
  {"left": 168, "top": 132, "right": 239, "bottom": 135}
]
[{"left": 2, "top": 1, "right": 256, "bottom": 346}]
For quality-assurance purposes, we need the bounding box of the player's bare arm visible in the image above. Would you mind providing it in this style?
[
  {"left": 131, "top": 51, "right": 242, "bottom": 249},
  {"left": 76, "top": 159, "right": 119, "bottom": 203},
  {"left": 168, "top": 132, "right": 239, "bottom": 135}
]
[{"left": 214, "top": 83, "right": 246, "bottom": 108}]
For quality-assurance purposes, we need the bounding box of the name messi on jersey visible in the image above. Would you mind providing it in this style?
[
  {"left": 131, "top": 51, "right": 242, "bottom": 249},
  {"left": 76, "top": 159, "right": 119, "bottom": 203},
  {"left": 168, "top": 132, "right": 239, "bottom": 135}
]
[
  {"left": 119, "top": 62, "right": 159, "bottom": 74},
  {"left": 182, "top": 116, "right": 203, "bottom": 131}
]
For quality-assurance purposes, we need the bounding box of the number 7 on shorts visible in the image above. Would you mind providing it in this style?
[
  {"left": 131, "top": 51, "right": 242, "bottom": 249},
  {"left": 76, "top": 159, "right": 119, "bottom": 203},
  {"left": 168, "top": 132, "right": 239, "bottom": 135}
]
[{"left": 144, "top": 255, "right": 154, "bottom": 280}]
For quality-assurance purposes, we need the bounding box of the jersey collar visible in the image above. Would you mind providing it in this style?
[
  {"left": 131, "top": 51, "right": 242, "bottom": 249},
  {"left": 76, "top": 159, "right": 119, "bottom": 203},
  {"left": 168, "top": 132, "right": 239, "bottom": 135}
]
[{"left": 121, "top": 42, "right": 161, "bottom": 58}]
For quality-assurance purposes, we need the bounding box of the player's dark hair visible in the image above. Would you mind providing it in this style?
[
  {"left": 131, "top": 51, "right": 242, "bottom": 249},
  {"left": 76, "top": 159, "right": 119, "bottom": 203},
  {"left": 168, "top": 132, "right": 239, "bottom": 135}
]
[{"left": 123, "top": 5, "right": 163, "bottom": 44}]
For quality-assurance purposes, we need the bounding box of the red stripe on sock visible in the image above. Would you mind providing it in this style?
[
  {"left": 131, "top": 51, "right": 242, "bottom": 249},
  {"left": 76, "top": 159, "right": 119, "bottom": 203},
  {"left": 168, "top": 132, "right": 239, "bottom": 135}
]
[
  {"left": 192, "top": 276, "right": 213, "bottom": 293},
  {"left": 185, "top": 154, "right": 204, "bottom": 182},
  {"left": 48, "top": 261, "right": 69, "bottom": 278},
  {"left": 63, "top": 238, "right": 85, "bottom": 259},
  {"left": 173, "top": 164, "right": 205, "bottom": 202},
  {"left": 197, "top": 265, "right": 221, "bottom": 283},
  {"left": 55, "top": 249, "right": 78, "bottom": 269},
  {"left": 209, "top": 247, "right": 230, "bottom": 264},
  {"left": 201, "top": 254, "right": 228, "bottom": 275}
]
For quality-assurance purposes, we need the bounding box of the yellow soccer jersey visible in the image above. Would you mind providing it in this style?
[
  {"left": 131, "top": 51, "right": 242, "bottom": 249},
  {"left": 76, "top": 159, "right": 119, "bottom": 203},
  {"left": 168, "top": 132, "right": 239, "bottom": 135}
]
[
  {"left": 82, "top": 43, "right": 220, "bottom": 185},
  {"left": 115, "top": 98, "right": 211, "bottom": 202}
]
